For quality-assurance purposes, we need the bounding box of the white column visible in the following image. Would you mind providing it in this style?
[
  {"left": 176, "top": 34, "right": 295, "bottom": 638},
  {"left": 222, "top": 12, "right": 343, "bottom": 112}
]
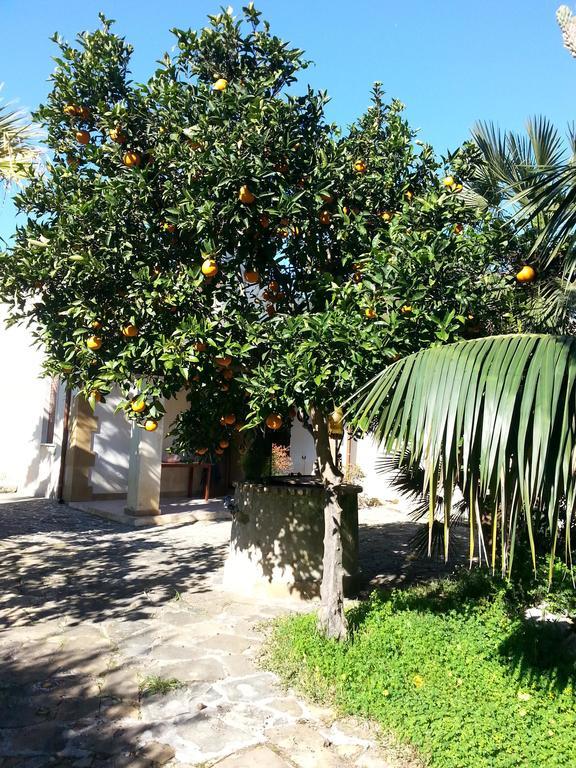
[{"left": 125, "top": 420, "right": 164, "bottom": 516}]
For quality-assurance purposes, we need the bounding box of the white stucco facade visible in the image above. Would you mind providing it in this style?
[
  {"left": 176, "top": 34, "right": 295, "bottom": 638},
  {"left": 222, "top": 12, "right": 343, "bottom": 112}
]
[{"left": 0, "top": 305, "right": 65, "bottom": 495}]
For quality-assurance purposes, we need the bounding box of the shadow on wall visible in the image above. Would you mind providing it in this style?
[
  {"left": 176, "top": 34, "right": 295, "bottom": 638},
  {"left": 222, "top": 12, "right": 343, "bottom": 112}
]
[
  {"left": 225, "top": 480, "right": 359, "bottom": 600},
  {"left": 0, "top": 498, "right": 228, "bottom": 627}
]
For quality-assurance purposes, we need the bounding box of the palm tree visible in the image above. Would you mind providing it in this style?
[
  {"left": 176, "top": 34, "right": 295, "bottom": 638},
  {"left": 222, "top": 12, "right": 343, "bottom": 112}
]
[
  {"left": 0, "top": 88, "right": 40, "bottom": 187},
  {"left": 351, "top": 335, "right": 576, "bottom": 579},
  {"left": 350, "top": 28, "right": 576, "bottom": 577}
]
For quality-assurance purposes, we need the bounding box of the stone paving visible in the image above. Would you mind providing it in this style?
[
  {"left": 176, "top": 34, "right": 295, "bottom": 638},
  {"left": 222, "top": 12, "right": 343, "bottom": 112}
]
[{"left": 0, "top": 496, "right": 442, "bottom": 768}]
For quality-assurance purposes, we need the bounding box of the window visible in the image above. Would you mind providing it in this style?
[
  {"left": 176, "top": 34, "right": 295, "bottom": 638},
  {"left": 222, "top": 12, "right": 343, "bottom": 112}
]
[{"left": 41, "top": 377, "right": 60, "bottom": 445}]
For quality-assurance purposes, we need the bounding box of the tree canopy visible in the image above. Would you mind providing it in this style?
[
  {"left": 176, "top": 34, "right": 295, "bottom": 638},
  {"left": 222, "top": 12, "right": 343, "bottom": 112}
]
[{"left": 0, "top": 7, "right": 520, "bottom": 456}]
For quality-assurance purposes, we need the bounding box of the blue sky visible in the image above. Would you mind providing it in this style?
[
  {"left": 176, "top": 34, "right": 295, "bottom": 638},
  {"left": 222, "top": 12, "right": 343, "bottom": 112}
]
[{"left": 1, "top": 0, "right": 574, "bottom": 241}]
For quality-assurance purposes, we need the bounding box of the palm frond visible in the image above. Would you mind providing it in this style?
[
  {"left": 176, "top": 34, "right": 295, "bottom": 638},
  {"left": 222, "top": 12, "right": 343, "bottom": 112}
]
[
  {"left": 375, "top": 451, "right": 468, "bottom": 559},
  {"left": 350, "top": 334, "right": 576, "bottom": 577},
  {"left": 0, "top": 87, "right": 42, "bottom": 185}
]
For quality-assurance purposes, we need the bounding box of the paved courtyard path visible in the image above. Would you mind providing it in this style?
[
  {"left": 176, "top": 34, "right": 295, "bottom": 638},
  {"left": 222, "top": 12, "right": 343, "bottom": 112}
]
[{"left": 0, "top": 497, "right": 422, "bottom": 768}]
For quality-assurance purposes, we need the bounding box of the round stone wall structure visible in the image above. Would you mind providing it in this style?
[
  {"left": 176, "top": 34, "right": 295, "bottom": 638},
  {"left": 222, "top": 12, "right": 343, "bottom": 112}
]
[{"left": 222, "top": 477, "right": 361, "bottom": 599}]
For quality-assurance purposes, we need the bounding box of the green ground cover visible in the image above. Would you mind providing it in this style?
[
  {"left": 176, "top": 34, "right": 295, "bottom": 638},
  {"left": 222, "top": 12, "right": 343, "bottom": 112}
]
[{"left": 266, "top": 571, "right": 576, "bottom": 768}]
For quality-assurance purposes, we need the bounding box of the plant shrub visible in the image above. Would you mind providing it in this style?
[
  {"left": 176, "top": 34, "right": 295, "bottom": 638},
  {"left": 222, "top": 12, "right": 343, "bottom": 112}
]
[{"left": 266, "top": 571, "right": 576, "bottom": 768}]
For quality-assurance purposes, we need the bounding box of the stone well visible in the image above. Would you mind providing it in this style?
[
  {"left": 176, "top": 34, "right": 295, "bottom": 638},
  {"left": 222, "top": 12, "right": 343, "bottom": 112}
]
[{"left": 222, "top": 476, "right": 361, "bottom": 599}]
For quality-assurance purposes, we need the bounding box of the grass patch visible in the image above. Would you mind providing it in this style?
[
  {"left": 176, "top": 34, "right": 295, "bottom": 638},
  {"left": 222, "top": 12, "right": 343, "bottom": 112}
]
[
  {"left": 265, "top": 570, "right": 576, "bottom": 768},
  {"left": 138, "top": 675, "right": 184, "bottom": 697}
]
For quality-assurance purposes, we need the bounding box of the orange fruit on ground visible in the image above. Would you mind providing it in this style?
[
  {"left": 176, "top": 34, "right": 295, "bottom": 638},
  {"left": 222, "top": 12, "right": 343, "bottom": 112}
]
[
  {"left": 123, "top": 151, "right": 141, "bottom": 167},
  {"left": 516, "top": 265, "right": 536, "bottom": 283},
  {"left": 86, "top": 336, "right": 102, "bottom": 350},
  {"left": 265, "top": 413, "right": 283, "bottom": 431},
  {"left": 244, "top": 269, "right": 260, "bottom": 284},
  {"left": 401, "top": 305, "right": 412, "bottom": 315},
  {"left": 109, "top": 127, "right": 126, "bottom": 144},
  {"left": 213, "top": 78, "right": 228, "bottom": 91},
  {"left": 215, "top": 355, "right": 232, "bottom": 367},
  {"left": 219, "top": 440, "right": 230, "bottom": 449},
  {"left": 144, "top": 419, "right": 158, "bottom": 432},
  {"left": 319, "top": 210, "right": 331, "bottom": 226},
  {"left": 201, "top": 259, "right": 218, "bottom": 278},
  {"left": 365, "top": 308, "right": 377, "bottom": 319},
  {"left": 131, "top": 399, "right": 146, "bottom": 413},
  {"left": 238, "top": 185, "right": 255, "bottom": 204},
  {"left": 196, "top": 447, "right": 208, "bottom": 455},
  {"left": 76, "top": 130, "right": 90, "bottom": 145},
  {"left": 354, "top": 160, "right": 367, "bottom": 173},
  {"left": 222, "top": 413, "right": 236, "bottom": 426},
  {"left": 122, "top": 324, "right": 139, "bottom": 338},
  {"left": 162, "top": 222, "right": 176, "bottom": 233}
]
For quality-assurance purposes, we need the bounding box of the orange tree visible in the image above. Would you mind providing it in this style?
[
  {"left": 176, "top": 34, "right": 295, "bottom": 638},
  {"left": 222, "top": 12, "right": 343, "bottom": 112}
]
[{"left": 0, "top": 7, "right": 521, "bottom": 638}]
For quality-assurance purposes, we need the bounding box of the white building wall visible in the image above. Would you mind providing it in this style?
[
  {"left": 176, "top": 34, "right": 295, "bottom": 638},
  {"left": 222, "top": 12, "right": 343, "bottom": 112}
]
[
  {"left": 90, "top": 388, "right": 190, "bottom": 496},
  {"left": 289, "top": 419, "right": 316, "bottom": 475},
  {"left": 0, "top": 305, "right": 64, "bottom": 496}
]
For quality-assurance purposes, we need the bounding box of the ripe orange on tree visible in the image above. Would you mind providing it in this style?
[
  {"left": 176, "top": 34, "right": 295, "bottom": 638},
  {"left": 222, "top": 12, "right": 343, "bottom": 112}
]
[
  {"left": 265, "top": 413, "right": 283, "bottom": 430},
  {"left": 144, "top": 419, "right": 158, "bottom": 432},
  {"left": 122, "top": 324, "right": 139, "bottom": 338},
  {"left": 201, "top": 259, "right": 218, "bottom": 277},
  {"left": 219, "top": 439, "right": 230, "bottom": 448},
  {"left": 365, "top": 308, "right": 376, "bottom": 319},
  {"left": 213, "top": 78, "right": 228, "bottom": 91},
  {"left": 215, "top": 355, "right": 232, "bottom": 367},
  {"left": 123, "top": 151, "right": 141, "bottom": 167},
  {"left": 319, "top": 210, "right": 331, "bottom": 226},
  {"left": 131, "top": 398, "right": 146, "bottom": 413},
  {"left": 109, "top": 127, "right": 126, "bottom": 144},
  {"left": 238, "top": 185, "right": 255, "bottom": 204},
  {"left": 75, "top": 130, "right": 90, "bottom": 145},
  {"left": 244, "top": 269, "right": 260, "bottom": 284},
  {"left": 86, "top": 335, "right": 102, "bottom": 350},
  {"left": 221, "top": 413, "right": 236, "bottom": 426},
  {"left": 516, "top": 265, "right": 536, "bottom": 283},
  {"left": 353, "top": 159, "right": 367, "bottom": 173},
  {"left": 400, "top": 304, "right": 412, "bottom": 315}
]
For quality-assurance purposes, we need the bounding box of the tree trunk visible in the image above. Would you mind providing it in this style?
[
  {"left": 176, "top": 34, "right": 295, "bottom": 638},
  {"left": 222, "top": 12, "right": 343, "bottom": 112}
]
[{"left": 310, "top": 405, "right": 348, "bottom": 641}]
